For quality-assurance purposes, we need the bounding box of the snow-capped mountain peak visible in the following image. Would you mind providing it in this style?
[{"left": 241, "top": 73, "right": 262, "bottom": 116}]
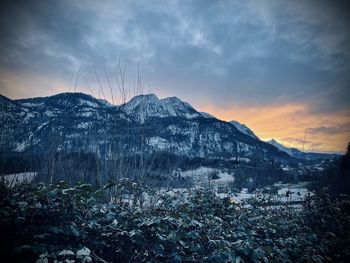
[
  {"left": 267, "top": 139, "right": 289, "bottom": 153},
  {"left": 123, "top": 93, "right": 159, "bottom": 108},
  {"left": 230, "top": 120, "right": 259, "bottom": 139},
  {"left": 120, "top": 93, "right": 202, "bottom": 123}
]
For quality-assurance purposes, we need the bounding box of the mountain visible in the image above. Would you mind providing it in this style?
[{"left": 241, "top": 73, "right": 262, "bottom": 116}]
[
  {"left": 200, "top": 112, "right": 216, "bottom": 119},
  {"left": 119, "top": 94, "right": 202, "bottom": 123},
  {"left": 267, "top": 139, "right": 298, "bottom": 156},
  {"left": 230, "top": 120, "right": 259, "bottom": 139},
  {"left": 0, "top": 92, "right": 293, "bottom": 179},
  {"left": 267, "top": 139, "right": 339, "bottom": 160}
]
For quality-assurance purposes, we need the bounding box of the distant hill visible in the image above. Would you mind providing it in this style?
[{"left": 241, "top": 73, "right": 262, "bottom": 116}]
[{"left": 267, "top": 139, "right": 340, "bottom": 160}]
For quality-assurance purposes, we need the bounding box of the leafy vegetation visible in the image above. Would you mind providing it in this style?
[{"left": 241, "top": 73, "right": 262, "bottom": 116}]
[{"left": 0, "top": 180, "right": 349, "bottom": 262}]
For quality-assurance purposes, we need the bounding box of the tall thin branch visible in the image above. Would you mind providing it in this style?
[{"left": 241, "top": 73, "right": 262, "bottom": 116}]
[
  {"left": 104, "top": 65, "right": 115, "bottom": 105},
  {"left": 74, "top": 66, "right": 82, "bottom": 92},
  {"left": 84, "top": 76, "right": 95, "bottom": 98},
  {"left": 94, "top": 67, "right": 107, "bottom": 101}
]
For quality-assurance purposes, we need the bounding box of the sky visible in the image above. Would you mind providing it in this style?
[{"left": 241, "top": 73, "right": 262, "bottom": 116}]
[{"left": 0, "top": 0, "right": 349, "bottom": 153}]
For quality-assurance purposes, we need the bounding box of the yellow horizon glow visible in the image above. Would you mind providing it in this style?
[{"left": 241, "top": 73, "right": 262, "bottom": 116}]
[{"left": 197, "top": 102, "right": 350, "bottom": 153}]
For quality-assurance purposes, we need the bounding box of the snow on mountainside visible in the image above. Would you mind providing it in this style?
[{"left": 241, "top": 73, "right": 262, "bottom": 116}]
[
  {"left": 199, "top": 112, "right": 260, "bottom": 140},
  {"left": 267, "top": 139, "right": 294, "bottom": 155},
  {"left": 200, "top": 112, "right": 216, "bottom": 119},
  {"left": 230, "top": 120, "right": 259, "bottom": 139},
  {"left": 0, "top": 92, "right": 294, "bottom": 167},
  {"left": 120, "top": 94, "right": 202, "bottom": 123},
  {"left": 1, "top": 94, "right": 26, "bottom": 117},
  {"left": 1, "top": 92, "right": 337, "bottom": 163},
  {"left": 16, "top": 92, "right": 113, "bottom": 110}
]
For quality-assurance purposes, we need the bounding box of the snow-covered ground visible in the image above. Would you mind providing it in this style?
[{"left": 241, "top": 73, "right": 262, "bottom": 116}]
[
  {"left": 274, "top": 182, "right": 314, "bottom": 202},
  {"left": 174, "top": 166, "right": 235, "bottom": 187},
  {"left": 277, "top": 187, "right": 311, "bottom": 202},
  {"left": 1, "top": 167, "right": 313, "bottom": 207},
  {"left": 173, "top": 167, "right": 313, "bottom": 204},
  {"left": 219, "top": 184, "right": 313, "bottom": 204},
  {"left": 1, "top": 172, "right": 36, "bottom": 187}
]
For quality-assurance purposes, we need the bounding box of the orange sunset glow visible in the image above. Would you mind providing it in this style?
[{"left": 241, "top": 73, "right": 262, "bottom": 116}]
[{"left": 198, "top": 103, "right": 350, "bottom": 153}]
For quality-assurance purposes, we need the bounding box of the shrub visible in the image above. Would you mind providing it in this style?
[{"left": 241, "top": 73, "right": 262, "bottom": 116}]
[{"left": 0, "top": 181, "right": 349, "bottom": 262}]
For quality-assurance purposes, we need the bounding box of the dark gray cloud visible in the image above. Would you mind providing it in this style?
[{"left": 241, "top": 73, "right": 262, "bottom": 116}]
[
  {"left": 307, "top": 123, "right": 350, "bottom": 135},
  {"left": 0, "top": 0, "right": 349, "bottom": 112}
]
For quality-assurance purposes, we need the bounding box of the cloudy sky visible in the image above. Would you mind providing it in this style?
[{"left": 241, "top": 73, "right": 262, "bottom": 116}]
[{"left": 0, "top": 0, "right": 349, "bottom": 153}]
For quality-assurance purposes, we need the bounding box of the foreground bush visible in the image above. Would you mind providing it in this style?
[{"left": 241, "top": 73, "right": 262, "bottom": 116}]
[{"left": 0, "top": 181, "right": 349, "bottom": 262}]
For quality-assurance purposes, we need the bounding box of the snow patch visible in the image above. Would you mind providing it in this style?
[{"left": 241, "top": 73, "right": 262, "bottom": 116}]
[
  {"left": 147, "top": 136, "right": 168, "bottom": 150},
  {"left": 2, "top": 172, "right": 36, "bottom": 187},
  {"left": 20, "top": 102, "right": 44, "bottom": 107},
  {"left": 37, "top": 122, "right": 49, "bottom": 131},
  {"left": 15, "top": 141, "right": 27, "bottom": 152},
  {"left": 79, "top": 99, "right": 99, "bottom": 108},
  {"left": 23, "top": 112, "right": 35, "bottom": 122},
  {"left": 81, "top": 112, "right": 93, "bottom": 117},
  {"left": 44, "top": 110, "right": 56, "bottom": 117},
  {"left": 77, "top": 122, "right": 90, "bottom": 129}
]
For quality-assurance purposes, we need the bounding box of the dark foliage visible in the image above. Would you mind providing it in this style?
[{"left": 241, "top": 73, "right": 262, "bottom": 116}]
[
  {"left": 0, "top": 181, "right": 349, "bottom": 262},
  {"left": 314, "top": 142, "right": 350, "bottom": 196}
]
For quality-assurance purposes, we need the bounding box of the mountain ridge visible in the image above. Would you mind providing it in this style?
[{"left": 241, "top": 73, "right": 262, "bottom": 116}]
[
  {"left": 1, "top": 91, "right": 341, "bottom": 184},
  {"left": 229, "top": 120, "right": 259, "bottom": 140},
  {"left": 0, "top": 92, "right": 291, "bottom": 161},
  {"left": 266, "top": 138, "right": 340, "bottom": 160},
  {"left": 1, "top": 92, "right": 339, "bottom": 161}
]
